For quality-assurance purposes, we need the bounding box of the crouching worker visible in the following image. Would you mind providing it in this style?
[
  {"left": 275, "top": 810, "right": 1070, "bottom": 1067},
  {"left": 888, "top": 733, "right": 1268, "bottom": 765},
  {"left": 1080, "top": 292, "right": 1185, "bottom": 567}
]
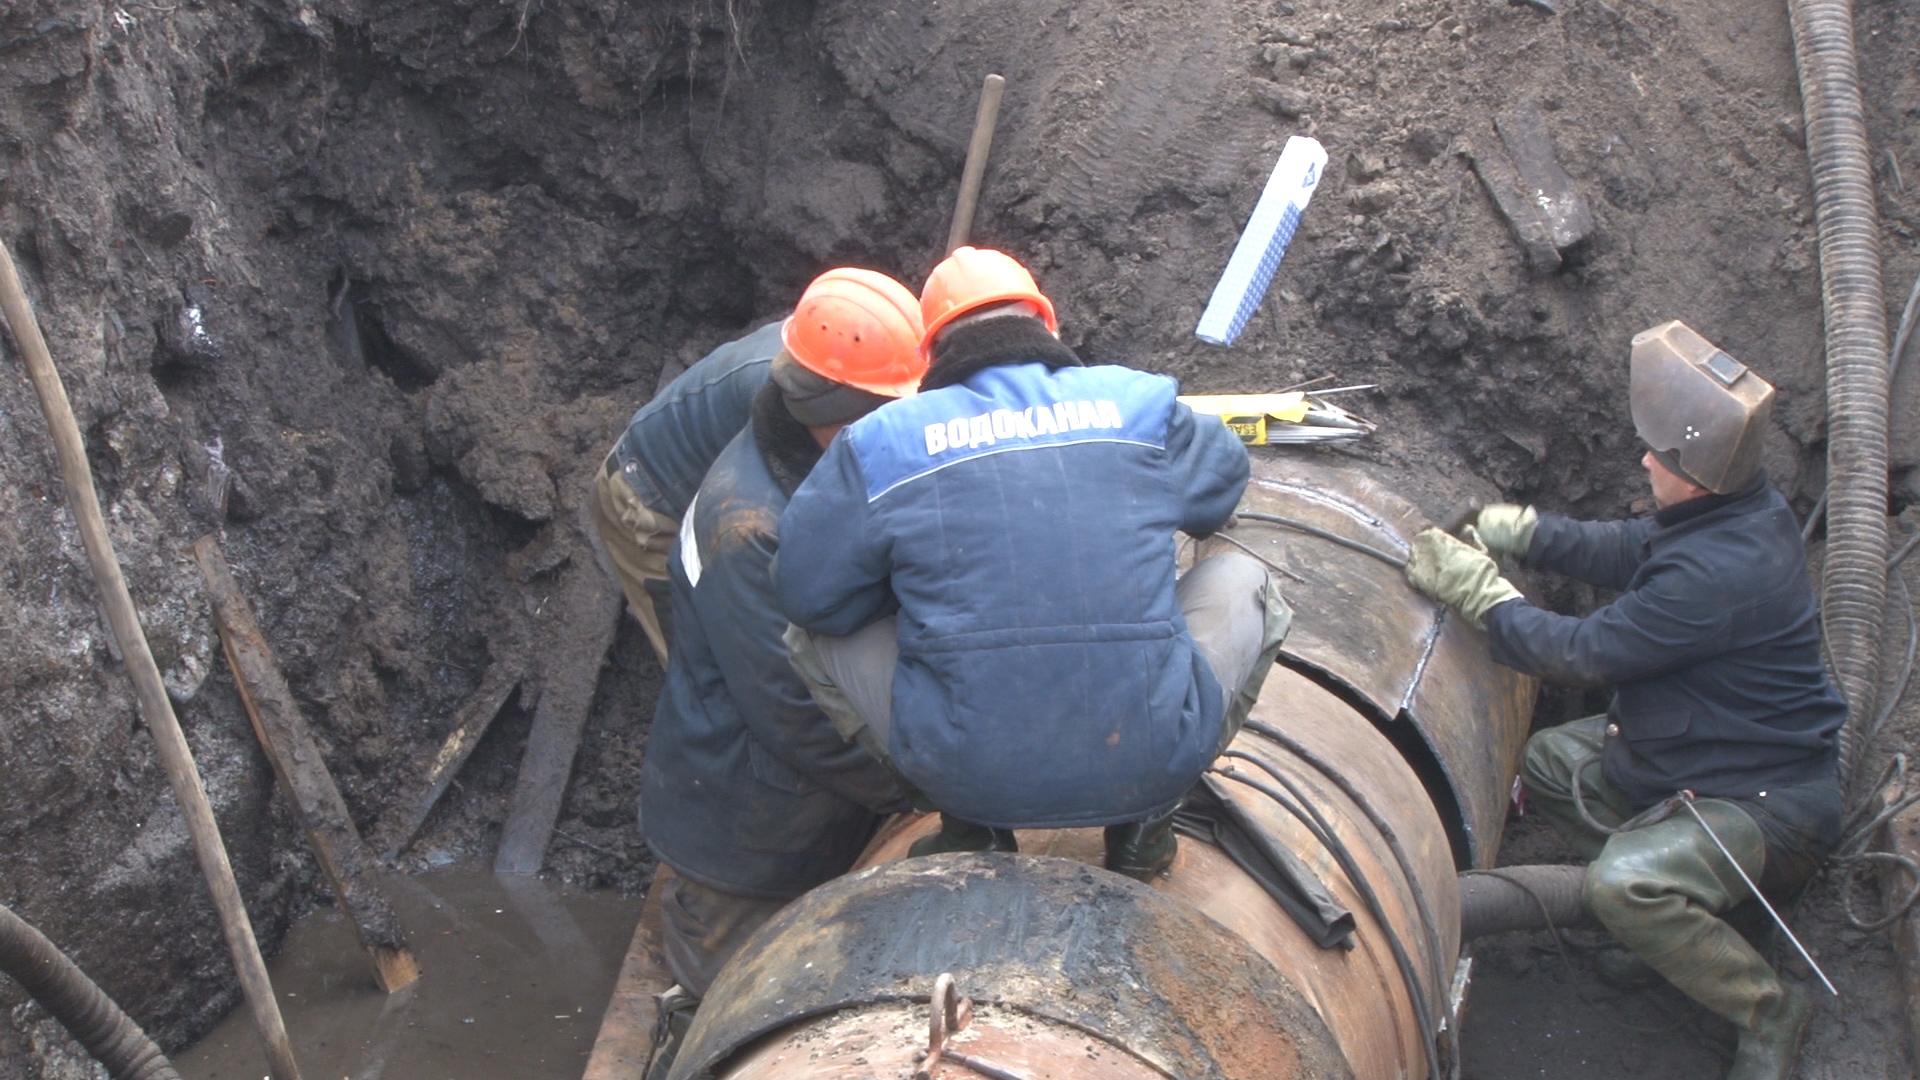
[
  {"left": 775, "top": 247, "right": 1290, "bottom": 882},
  {"left": 636, "top": 269, "right": 927, "bottom": 1079},
  {"left": 1403, "top": 321, "right": 1843, "bottom": 1080},
  {"left": 592, "top": 319, "right": 782, "bottom": 667}
]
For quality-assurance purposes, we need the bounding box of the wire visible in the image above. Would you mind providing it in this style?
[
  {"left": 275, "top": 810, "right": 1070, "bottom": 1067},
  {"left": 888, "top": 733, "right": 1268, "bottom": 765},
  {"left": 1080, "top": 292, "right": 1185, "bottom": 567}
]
[
  {"left": 1232, "top": 511, "right": 1409, "bottom": 569},
  {"left": 1210, "top": 531, "right": 1310, "bottom": 585},
  {"left": 1207, "top": 756, "right": 1443, "bottom": 1080},
  {"left": 1869, "top": 573, "right": 1917, "bottom": 743},
  {"left": 1240, "top": 720, "right": 1448, "bottom": 991},
  {"left": 1800, "top": 266, "right": 1920, "bottom": 544},
  {"left": 1891, "top": 532, "right": 1920, "bottom": 573}
]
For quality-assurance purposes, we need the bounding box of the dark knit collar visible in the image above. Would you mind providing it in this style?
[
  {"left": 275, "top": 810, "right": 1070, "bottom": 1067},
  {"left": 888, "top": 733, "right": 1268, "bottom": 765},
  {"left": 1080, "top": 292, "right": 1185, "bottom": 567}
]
[
  {"left": 1653, "top": 469, "right": 1770, "bottom": 529},
  {"left": 751, "top": 381, "right": 823, "bottom": 498},
  {"left": 921, "top": 315, "right": 1083, "bottom": 391}
]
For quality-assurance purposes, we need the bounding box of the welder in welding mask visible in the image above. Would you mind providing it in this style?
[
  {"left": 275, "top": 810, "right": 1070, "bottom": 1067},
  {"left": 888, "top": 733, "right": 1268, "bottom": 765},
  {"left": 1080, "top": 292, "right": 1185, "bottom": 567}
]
[{"left": 1403, "top": 321, "right": 1845, "bottom": 1080}]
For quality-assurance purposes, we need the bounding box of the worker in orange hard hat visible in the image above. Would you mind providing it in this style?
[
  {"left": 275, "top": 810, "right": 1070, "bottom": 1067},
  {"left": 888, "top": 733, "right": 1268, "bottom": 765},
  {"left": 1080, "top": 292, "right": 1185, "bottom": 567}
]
[
  {"left": 594, "top": 269, "right": 928, "bottom": 668},
  {"left": 778, "top": 246, "right": 1292, "bottom": 882},
  {"left": 634, "top": 267, "right": 925, "bottom": 1080}
]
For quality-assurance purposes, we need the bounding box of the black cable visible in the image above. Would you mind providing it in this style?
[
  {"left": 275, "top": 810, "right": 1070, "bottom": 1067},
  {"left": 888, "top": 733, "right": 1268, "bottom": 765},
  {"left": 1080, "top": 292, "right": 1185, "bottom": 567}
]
[
  {"left": 1893, "top": 533, "right": 1920, "bottom": 573},
  {"left": 1239, "top": 720, "right": 1449, "bottom": 993},
  {"left": 1231, "top": 511, "right": 1409, "bottom": 569},
  {"left": 1869, "top": 573, "right": 1917, "bottom": 743},
  {"left": 1207, "top": 760, "right": 1443, "bottom": 1080}
]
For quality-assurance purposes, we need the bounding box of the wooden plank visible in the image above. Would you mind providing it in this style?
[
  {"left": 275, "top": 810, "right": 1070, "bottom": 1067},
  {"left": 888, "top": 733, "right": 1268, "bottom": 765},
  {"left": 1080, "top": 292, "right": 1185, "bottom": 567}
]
[
  {"left": 494, "top": 541, "right": 623, "bottom": 874},
  {"left": 376, "top": 661, "right": 522, "bottom": 861},
  {"left": 584, "top": 865, "right": 676, "bottom": 1080},
  {"left": 193, "top": 535, "right": 422, "bottom": 993}
]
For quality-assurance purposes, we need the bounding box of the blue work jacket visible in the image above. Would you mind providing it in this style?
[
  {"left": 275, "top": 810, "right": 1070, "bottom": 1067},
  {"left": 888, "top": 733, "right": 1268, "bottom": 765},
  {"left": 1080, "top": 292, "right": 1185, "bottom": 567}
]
[
  {"left": 1486, "top": 475, "right": 1846, "bottom": 807},
  {"left": 639, "top": 387, "right": 904, "bottom": 898},
  {"left": 776, "top": 352, "right": 1250, "bottom": 830},
  {"left": 613, "top": 320, "right": 780, "bottom": 518}
]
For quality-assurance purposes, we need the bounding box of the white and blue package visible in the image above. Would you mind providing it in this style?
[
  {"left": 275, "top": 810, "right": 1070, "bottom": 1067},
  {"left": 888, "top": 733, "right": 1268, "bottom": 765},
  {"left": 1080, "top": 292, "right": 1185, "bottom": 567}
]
[{"left": 1195, "top": 135, "right": 1328, "bottom": 347}]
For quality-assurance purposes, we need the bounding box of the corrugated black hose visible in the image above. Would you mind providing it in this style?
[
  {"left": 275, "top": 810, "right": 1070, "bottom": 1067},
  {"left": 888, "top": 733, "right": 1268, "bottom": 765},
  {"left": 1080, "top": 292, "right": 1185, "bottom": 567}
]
[
  {"left": 0, "top": 903, "right": 182, "bottom": 1080},
  {"left": 1788, "top": 0, "right": 1894, "bottom": 791}
]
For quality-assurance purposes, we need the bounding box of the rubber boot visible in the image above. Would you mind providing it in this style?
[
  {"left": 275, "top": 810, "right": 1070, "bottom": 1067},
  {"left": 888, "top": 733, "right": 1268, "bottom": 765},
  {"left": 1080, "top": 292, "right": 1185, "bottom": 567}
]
[
  {"left": 908, "top": 813, "right": 1018, "bottom": 858},
  {"left": 1583, "top": 799, "right": 1808, "bottom": 1078},
  {"left": 1104, "top": 801, "right": 1182, "bottom": 881},
  {"left": 1726, "top": 983, "right": 1811, "bottom": 1080},
  {"left": 644, "top": 985, "right": 699, "bottom": 1080}
]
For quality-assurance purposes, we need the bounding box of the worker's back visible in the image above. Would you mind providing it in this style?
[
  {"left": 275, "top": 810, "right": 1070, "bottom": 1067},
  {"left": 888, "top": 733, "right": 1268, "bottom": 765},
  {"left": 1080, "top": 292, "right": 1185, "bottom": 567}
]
[{"left": 779, "top": 353, "right": 1251, "bottom": 830}]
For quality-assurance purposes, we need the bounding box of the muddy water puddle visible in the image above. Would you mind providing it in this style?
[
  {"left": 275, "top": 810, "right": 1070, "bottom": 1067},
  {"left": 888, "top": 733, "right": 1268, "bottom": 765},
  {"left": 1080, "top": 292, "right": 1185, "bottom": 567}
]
[{"left": 175, "top": 869, "right": 642, "bottom": 1080}]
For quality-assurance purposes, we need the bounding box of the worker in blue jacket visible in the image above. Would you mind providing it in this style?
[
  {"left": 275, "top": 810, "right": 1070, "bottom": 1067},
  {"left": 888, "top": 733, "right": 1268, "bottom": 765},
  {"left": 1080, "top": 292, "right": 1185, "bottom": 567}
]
[
  {"left": 592, "top": 321, "right": 781, "bottom": 666},
  {"left": 776, "top": 247, "right": 1290, "bottom": 881},
  {"left": 1405, "top": 321, "right": 1844, "bottom": 1080},
  {"left": 637, "top": 269, "right": 928, "bottom": 1080}
]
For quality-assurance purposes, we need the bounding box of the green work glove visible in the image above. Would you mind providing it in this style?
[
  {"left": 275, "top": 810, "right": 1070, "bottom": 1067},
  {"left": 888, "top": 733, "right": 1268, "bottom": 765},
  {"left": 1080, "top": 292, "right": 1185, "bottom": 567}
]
[
  {"left": 1406, "top": 527, "right": 1523, "bottom": 629},
  {"left": 1473, "top": 504, "right": 1538, "bottom": 559}
]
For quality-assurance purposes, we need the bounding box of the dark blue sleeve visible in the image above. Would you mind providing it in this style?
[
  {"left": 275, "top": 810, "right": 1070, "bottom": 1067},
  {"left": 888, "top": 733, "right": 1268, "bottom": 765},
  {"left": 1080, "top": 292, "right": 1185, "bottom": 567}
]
[
  {"left": 1522, "top": 513, "right": 1654, "bottom": 591},
  {"left": 618, "top": 321, "right": 782, "bottom": 517},
  {"left": 697, "top": 506, "right": 905, "bottom": 813},
  {"left": 1166, "top": 402, "right": 1251, "bottom": 537},
  {"left": 1484, "top": 555, "right": 1734, "bottom": 687},
  {"left": 775, "top": 436, "right": 895, "bottom": 636}
]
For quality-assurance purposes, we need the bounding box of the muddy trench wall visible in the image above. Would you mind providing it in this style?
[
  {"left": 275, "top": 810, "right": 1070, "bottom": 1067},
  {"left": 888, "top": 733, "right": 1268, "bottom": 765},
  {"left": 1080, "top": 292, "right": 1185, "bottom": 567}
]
[{"left": 0, "top": 0, "right": 1915, "bottom": 1072}]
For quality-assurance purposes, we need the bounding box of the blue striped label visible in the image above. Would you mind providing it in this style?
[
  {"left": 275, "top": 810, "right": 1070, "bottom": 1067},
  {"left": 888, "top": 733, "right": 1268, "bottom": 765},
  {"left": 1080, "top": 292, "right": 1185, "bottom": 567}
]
[{"left": 846, "top": 363, "right": 1175, "bottom": 501}]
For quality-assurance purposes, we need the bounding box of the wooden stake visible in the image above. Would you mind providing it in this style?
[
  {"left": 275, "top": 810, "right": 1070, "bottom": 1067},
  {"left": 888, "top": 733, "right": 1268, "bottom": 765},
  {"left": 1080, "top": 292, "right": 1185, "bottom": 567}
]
[
  {"left": 378, "top": 659, "right": 522, "bottom": 862},
  {"left": 194, "top": 536, "right": 421, "bottom": 993},
  {"left": 0, "top": 238, "right": 304, "bottom": 1080},
  {"left": 946, "top": 73, "right": 1007, "bottom": 255},
  {"left": 495, "top": 522, "right": 622, "bottom": 875}
]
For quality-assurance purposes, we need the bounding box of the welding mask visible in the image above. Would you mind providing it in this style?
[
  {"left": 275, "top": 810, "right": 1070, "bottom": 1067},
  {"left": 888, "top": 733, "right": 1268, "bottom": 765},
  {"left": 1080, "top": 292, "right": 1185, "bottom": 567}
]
[{"left": 1629, "top": 321, "right": 1775, "bottom": 494}]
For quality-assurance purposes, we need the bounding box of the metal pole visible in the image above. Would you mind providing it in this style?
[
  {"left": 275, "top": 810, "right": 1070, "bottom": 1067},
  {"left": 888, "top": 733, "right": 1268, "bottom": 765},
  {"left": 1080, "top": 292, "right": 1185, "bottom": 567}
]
[
  {"left": 1679, "top": 794, "right": 1838, "bottom": 997},
  {"left": 946, "top": 73, "right": 1006, "bottom": 254},
  {"left": 0, "top": 238, "right": 304, "bottom": 1080}
]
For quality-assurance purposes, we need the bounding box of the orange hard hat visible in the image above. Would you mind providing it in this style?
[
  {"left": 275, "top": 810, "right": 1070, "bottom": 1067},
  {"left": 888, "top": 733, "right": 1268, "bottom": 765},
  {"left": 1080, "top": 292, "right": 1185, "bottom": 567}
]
[
  {"left": 781, "top": 268, "right": 929, "bottom": 397},
  {"left": 919, "top": 246, "right": 1059, "bottom": 354}
]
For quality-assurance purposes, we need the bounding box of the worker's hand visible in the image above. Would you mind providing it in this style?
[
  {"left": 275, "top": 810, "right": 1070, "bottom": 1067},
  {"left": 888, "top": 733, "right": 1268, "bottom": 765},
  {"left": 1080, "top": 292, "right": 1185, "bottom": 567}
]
[
  {"left": 1472, "top": 504, "right": 1538, "bottom": 559},
  {"left": 1405, "top": 527, "right": 1523, "bottom": 630}
]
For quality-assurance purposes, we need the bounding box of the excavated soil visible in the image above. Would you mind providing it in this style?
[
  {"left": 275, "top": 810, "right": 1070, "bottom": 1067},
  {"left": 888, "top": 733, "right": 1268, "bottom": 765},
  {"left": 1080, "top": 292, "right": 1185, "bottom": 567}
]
[{"left": 0, "top": 0, "right": 1916, "bottom": 1076}]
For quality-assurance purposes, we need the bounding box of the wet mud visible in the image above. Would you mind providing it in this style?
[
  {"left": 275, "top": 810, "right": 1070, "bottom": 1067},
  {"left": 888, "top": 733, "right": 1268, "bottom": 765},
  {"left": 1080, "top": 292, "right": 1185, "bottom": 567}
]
[{"left": 171, "top": 869, "right": 641, "bottom": 1080}]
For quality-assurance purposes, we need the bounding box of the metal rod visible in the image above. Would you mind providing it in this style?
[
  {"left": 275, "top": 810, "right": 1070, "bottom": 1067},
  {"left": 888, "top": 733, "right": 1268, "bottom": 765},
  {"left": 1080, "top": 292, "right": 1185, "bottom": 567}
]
[
  {"left": 1679, "top": 793, "right": 1838, "bottom": 997},
  {"left": 1211, "top": 531, "right": 1310, "bottom": 585},
  {"left": 946, "top": 74, "right": 1006, "bottom": 254},
  {"left": 942, "top": 1047, "right": 1038, "bottom": 1080},
  {"left": 0, "top": 238, "right": 304, "bottom": 1078},
  {"left": 1232, "top": 510, "right": 1409, "bottom": 569}
]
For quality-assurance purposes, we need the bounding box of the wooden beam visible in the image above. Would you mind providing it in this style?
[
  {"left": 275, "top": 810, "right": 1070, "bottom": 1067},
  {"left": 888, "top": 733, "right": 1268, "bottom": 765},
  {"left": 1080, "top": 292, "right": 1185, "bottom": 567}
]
[
  {"left": 583, "top": 865, "right": 676, "bottom": 1080},
  {"left": 377, "top": 661, "right": 522, "bottom": 862},
  {"left": 193, "top": 536, "right": 421, "bottom": 993},
  {"left": 494, "top": 544, "right": 622, "bottom": 875}
]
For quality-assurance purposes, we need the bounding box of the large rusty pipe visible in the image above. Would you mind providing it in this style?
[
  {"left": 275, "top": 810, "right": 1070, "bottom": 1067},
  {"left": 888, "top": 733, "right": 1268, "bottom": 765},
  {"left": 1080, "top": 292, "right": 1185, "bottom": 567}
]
[{"left": 666, "top": 457, "right": 1536, "bottom": 1080}]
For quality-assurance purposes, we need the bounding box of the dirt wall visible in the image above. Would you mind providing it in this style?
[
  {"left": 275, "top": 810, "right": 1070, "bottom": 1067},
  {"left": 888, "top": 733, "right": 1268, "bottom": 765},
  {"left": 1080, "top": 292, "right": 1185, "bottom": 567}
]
[{"left": 0, "top": 0, "right": 1914, "bottom": 1074}]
